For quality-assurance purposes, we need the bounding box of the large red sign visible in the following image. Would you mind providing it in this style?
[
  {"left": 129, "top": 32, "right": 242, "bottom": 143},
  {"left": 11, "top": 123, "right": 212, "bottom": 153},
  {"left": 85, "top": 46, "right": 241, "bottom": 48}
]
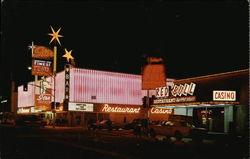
[
  {"left": 32, "top": 59, "right": 53, "bottom": 76},
  {"left": 142, "top": 64, "right": 166, "bottom": 90},
  {"left": 35, "top": 94, "right": 52, "bottom": 110}
]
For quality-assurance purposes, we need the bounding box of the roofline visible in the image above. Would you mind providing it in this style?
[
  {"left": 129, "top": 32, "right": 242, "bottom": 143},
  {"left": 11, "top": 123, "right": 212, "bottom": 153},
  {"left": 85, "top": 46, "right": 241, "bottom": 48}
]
[
  {"left": 72, "top": 67, "right": 175, "bottom": 81},
  {"left": 174, "top": 69, "right": 249, "bottom": 83}
]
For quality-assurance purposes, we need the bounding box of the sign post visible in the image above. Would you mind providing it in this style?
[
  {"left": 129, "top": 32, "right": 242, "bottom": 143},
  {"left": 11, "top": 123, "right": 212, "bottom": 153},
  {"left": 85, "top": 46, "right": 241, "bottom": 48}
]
[{"left": 48, "top": 26, "right": 63, "bottom": 128}]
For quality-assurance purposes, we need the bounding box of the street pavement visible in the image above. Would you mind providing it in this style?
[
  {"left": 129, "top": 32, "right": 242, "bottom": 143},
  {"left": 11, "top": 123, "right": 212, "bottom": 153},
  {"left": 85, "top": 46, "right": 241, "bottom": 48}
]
[{"left": 0, "top": 125, "right": 249, "bottom": 159}]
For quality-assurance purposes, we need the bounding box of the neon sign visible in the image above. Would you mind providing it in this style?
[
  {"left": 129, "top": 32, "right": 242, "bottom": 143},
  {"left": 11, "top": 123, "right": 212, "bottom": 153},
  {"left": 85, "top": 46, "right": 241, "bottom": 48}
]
[
  {"left": 102, "top": 104, "right": 140, "bottom": 113},
  {"left": 156, "top": 82, "right": 196, "bottom": 98},
  {"left": 150, "top": 108, "right": 173, "bottom": 114},
  {"left": 65, "top": 64, "right": 70, "bottom": 100}
]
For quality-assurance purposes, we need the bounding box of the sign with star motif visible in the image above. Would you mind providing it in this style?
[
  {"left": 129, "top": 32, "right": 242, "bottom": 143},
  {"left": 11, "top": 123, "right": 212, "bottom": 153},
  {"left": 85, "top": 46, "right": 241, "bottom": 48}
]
[
  {"left": 48, "top": 26, "right": 63, "bottom": 46},
  {"left": 62, "top": 48, "right": 74, "bottom": 62}
]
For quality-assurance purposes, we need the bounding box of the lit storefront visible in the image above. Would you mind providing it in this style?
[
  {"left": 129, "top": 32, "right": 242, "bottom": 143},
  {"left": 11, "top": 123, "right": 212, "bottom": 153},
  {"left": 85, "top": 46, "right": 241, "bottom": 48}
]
[
  {"left": 152, "top": 69, "right": 249, "bottom": 135},
  {"left": 17, "top": 66, "right": 175, "bottom": 126}
]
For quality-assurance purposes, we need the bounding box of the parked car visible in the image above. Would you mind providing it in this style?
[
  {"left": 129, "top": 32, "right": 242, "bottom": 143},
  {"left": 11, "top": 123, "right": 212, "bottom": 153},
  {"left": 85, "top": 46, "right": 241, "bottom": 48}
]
[
  {"left": 0, "top": 112, "right": 15, "bottom": 125},
  {"left": 149, "top": 120, "right": 207, "bottom": 138},
  {"left": 88, "top": 120, "right": 123, "bottom": 130},
  {"left": 15, "top": 115, "right": 46, "bottom": 127},
  {"left": 123, "top": 118, "right": 149, "bottom": 130}
]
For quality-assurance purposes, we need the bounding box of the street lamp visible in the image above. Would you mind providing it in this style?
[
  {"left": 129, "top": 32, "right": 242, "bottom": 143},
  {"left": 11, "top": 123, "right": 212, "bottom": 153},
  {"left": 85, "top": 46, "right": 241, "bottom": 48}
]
[{"left": 27, "top": 66, "right": 32, "bottom": 70}]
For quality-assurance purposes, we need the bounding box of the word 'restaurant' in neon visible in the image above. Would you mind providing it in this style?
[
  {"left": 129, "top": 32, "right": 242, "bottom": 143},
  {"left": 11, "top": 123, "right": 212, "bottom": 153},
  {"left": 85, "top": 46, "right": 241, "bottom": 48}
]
[{"left": 102, "top": 104, "right": 140, "bottom": 113}]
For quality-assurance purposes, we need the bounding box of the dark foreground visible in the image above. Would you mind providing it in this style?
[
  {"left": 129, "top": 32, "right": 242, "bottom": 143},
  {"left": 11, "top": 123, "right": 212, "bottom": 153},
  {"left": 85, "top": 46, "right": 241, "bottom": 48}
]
[{"left": 0, "top": 125, "right": 248, "bottom": 159}]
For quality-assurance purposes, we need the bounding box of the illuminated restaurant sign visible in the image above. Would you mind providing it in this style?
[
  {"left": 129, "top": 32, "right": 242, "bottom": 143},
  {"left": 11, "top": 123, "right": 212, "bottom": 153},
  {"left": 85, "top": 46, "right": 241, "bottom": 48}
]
[
  {"left": 154, "top": 83, "right": 196, "bottom": 104},
  {"left": 150, "top": 108, "right": 173, "bottom": 114},
  {"left": 102, "top": 104, "right": 141, "bottom": 113},
  {"left": 213, "top": 91, "right": 236, "bottom": 101},
  {"left": 68, "top": 102, "right": 93, "bottom": 112},
  {"left": 32, "top": 59, "right": 53, "bottom": 76}
]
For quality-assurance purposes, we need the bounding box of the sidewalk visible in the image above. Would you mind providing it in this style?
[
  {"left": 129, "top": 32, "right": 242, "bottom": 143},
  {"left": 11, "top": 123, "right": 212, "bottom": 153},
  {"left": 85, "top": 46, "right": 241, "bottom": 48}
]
[{"left": 45, "top": 125, "right": 87, "bottom": 130}]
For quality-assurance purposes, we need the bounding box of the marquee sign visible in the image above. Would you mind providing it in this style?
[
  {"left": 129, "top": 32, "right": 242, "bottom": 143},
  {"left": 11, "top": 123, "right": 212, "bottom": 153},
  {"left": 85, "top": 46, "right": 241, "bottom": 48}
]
[
  {"left": 154, "top": 82, "right": 196, "bottom": 104},
  {"left": 32, "top": 59, "right": 53, "bottom": 76},
  {"left": 68, "top": 102, "right": 93, "bottom": 112}
]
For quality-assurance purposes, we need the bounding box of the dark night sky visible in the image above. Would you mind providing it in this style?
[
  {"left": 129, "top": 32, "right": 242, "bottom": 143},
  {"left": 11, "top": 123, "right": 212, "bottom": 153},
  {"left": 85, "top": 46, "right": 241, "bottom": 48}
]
[{"left": 0, "top": 0, "right": 249, "bottom": 99}]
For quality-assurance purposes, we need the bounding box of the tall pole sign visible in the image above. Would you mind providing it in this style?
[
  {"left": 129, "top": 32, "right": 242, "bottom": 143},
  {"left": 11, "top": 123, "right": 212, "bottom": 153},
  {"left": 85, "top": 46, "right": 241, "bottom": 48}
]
[
  {"left": 64, "top": 64, "right": 70, "bottom": 100},
  {"left": 48, "top": 26, "right": 63, "bottom": 74},
  {"left": 48, "top": 26, "right": 63, "bottom": 122},
  {"left": 62, "top": 47, "right": 74, "bottom": 111},
  {"left": 63, "top": 64, "right": 71, "bottom": 111}
]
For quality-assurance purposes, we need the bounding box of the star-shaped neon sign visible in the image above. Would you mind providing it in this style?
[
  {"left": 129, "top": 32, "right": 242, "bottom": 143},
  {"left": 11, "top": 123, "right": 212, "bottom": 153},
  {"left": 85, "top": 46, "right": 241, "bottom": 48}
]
[
  {"left": 62, "top": 48, "right": 74, "bottom": 62},
  {"left": 28, "top": 41, "right": 36, "bottom": 56},
  {"left": 48, "top": 26, "right": 63, "bottom": 46}
]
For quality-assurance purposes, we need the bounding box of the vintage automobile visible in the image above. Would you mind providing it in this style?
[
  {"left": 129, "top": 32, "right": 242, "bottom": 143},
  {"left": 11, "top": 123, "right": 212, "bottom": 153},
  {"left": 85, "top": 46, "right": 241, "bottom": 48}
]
[
  {"left": 15, "top": 115, "right": 47, "bottom": 127},
  {"left": 149, "top": 120, "right": 207, "bottom": 138},
  {"left": 88, "top": 120, "right": 123, "bottom": 130},
  {"left": 123, "top": 118, "right": 149, "bottom": 130}
]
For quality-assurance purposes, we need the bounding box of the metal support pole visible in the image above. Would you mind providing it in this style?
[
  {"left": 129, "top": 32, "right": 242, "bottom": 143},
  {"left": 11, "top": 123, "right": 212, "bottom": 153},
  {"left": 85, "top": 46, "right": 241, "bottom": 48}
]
[
  {"left": 147, "top": 90, "right": 150, "bottom": 119},
  {"left": 52, "top": 46, "right": 57, "bottom": 128}
]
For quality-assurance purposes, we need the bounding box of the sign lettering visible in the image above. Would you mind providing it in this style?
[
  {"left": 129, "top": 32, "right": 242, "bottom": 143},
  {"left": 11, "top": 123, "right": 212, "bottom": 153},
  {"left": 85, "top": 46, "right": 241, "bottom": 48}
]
[
  {"left": 150, "top": 108, "right": 173, "bottom": 114},
  {"left": 32, "top": 59, "right": 53, "bottom": 76},
  {"left": 153, "top": 96, "right": 196, "bottom": 104},
  {"left": 35, "top": 94, "right": 52, "bottom": 111},
  {"left": 68, "top": 102, "right": 94, "bottom": 112},
  {"left": 64, "top": 64, "right": 70, "bottom": 100},
  {"left": 213, "top": 91, "right": 236, "bottom": 101},
  {"left": 102, "top": 104, "right": 140, "bottom": 113},
  {"left": 156, "top": 82, "right": 196, "bottom": 98}
]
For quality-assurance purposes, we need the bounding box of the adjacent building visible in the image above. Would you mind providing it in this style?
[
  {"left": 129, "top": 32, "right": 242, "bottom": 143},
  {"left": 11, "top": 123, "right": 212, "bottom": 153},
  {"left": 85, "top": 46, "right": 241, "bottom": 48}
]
[
  {"left": 152, "top": 69, "right": 249, "bottom": 135},
  {"left": 17, "top": 66, "right": 174, "bottom": 126}
]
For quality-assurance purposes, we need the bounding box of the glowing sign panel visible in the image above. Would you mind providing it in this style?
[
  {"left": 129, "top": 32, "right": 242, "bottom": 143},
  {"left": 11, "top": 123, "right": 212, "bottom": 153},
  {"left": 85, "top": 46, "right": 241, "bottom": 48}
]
[
  {"left": 213, "top": 91, "right": 236, "bottom": 101},
  {"left": 33, "top": 46, "right": 54, "bottom": 59},
  {"left": 34, "top": 94, "right": 52, "bottom": 110},
  {"left": 32, "top": 59, "right": 53, "bottom": 76},
  {"left": 68, "top": 102, "right": 93, "bottom": 112}
]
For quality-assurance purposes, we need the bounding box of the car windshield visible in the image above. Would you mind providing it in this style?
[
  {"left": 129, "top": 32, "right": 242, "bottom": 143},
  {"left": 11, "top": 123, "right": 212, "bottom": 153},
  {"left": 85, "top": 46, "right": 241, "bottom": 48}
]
[{"left": 180, "top": 122, "right": 195, "bottom": 127}]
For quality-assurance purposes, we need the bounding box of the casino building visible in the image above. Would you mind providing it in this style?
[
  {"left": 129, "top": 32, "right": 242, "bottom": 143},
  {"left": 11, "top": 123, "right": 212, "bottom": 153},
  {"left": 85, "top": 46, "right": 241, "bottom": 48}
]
[
  {"left": 17, "top": 66, "right": 175, "bottom": 126},
  {"left": 152, "top": 69, "right": 249, "bottom": 135},
  {"left": 17, "top": 66, "right": 248, "bottom": 135}
]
